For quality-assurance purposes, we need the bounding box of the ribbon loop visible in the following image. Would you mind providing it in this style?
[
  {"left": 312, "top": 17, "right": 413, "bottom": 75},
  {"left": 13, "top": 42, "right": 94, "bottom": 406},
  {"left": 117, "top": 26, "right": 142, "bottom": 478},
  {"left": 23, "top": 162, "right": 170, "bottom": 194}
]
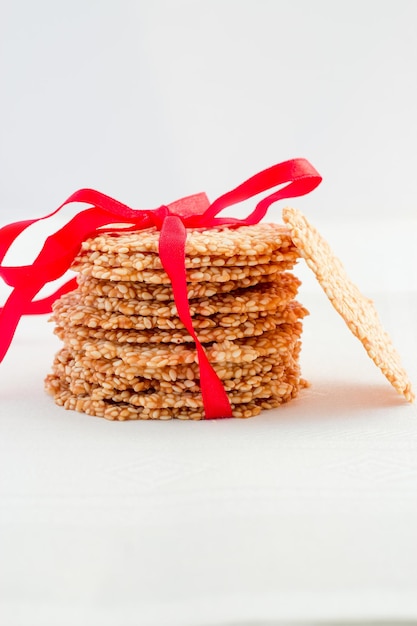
[{"left": 200, "top": 158, "right": 321, "bottom": 225}]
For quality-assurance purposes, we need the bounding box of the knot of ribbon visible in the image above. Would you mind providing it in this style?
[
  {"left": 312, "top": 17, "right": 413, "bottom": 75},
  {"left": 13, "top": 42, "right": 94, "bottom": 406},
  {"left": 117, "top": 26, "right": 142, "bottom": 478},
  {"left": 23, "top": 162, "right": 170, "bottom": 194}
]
[{"left": 0, "top": 158, "right": 321, "bottom": 418}]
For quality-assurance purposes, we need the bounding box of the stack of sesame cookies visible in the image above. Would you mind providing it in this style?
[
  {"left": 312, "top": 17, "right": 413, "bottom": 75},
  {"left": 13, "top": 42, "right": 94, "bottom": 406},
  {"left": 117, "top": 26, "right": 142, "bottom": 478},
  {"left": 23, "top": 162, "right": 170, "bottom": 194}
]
[{"left": 45, "top": 223, "right": 309, "bottom": 420}]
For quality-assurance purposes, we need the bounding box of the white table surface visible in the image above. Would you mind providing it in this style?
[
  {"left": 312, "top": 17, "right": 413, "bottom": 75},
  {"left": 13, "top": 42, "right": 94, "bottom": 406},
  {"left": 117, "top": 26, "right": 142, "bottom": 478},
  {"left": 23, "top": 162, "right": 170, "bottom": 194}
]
[{"left": 0, "top": 220, "right": 416, "bottom": 626}]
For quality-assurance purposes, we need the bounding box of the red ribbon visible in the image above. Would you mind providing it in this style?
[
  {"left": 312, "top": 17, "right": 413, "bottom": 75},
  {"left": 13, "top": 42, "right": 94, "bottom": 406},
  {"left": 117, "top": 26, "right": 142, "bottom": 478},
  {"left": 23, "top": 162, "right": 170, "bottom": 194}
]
[{"left": 0, "top": 158, "right": 321, "bottom": 418}]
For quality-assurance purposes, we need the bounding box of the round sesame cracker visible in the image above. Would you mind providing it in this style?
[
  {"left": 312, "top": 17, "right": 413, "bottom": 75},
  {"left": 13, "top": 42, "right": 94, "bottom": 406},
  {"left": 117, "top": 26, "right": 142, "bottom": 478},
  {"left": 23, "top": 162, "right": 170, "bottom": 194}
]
[
  {"left": 70, "top": 259, "right": 293, "bottom": 283},
  {"left": 53, "top": 301, "right": 307, "bottom": 346},
  {"left": 81, "top": 222, "right": 295, "bottom": 257},
  {"left": 282, "top": 207, "right": 414, "bottom": 402},
  {"left": 83, "top": 379, "right": 295, "bottom": 408},
  {"left": 51, "top": 367, "right": 297, "bottom": 408},
  {"left": 51, "top": 348, "right": 293, "bottom": 395},
  {"left": 74, "top": 248, "right": 298, "bottom": 272},
  {"left": 74, "top": 276, "right": 301, "bottom": 318},
  {"left": 76, "top": 274, "right": 273, "bottom": 301},
  {"left": 45, "top": 372, "right": 300, "bottom": 420},
  {"left": 52, "top": 347, "right": 287, "bottom": 382},
  {"left": 52, "top": 291, "right": 291, "bottom": 332},
  {"left": 68, "top": 324, "right": 303, "bottom": 367}
]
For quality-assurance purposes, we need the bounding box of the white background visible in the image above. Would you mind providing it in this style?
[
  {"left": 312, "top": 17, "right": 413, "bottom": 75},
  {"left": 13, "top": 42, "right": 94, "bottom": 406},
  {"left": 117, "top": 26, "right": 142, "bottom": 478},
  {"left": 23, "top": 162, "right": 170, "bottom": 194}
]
[
  {"left": 1, "top": 2, "right": 417, "bottom": 626},
  {"left": 1, "top": 0, "right": 417, "bottom": 221}
]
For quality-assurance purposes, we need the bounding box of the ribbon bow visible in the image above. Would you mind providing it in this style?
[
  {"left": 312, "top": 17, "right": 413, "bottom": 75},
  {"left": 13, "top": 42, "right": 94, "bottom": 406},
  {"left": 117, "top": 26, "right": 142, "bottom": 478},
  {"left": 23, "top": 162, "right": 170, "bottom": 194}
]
[{"left": 0, "top": 158, "right": 321, "bottom": 418}]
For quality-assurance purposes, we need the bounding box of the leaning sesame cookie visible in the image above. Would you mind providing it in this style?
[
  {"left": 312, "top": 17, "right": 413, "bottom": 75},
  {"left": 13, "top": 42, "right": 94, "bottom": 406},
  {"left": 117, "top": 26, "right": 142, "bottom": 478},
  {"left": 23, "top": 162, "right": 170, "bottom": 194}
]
[{"left": 283, "top": 207, "right": 414, "bottom": 402}]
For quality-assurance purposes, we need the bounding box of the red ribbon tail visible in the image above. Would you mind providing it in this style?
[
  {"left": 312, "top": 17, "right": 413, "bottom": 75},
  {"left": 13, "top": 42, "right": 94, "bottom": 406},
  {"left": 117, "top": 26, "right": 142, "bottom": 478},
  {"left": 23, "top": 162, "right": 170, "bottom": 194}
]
[
  {"left": 21, "top": 278, "right": 79, "bottom": 315},
  {"left": 0, "top": 282, "right": 45, "bottom": 362},
  {"left": 158, "top": 216, "right": 233, "bottom": 419},
  {"left": 0, "top": 198, "right": 152, "bottom": 362}
]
